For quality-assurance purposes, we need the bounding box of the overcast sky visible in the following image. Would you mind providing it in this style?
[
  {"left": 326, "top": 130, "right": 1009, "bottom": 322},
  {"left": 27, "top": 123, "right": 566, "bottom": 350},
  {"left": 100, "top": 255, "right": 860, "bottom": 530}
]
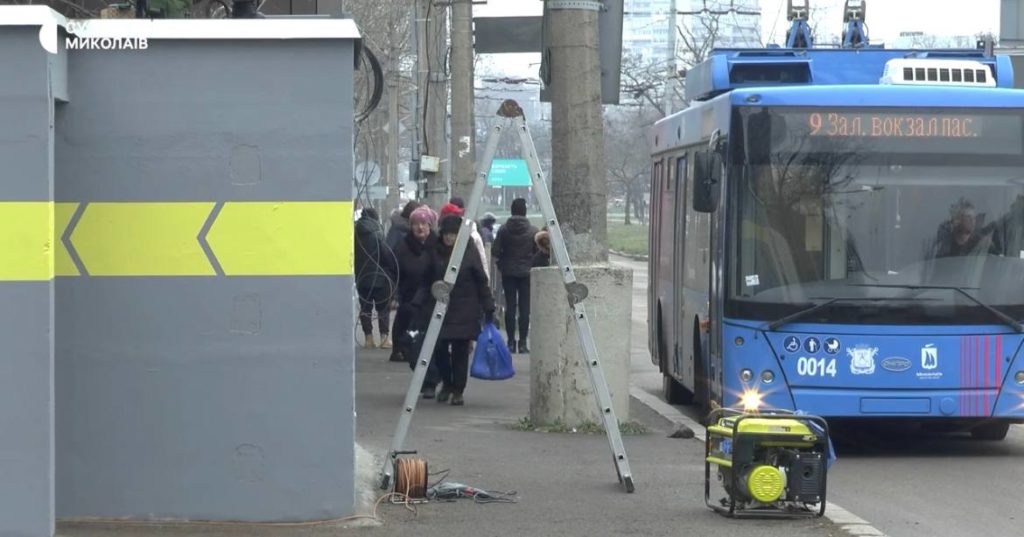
[{"left": 474, "top": 0, "right": 1003, "bottom": 77}]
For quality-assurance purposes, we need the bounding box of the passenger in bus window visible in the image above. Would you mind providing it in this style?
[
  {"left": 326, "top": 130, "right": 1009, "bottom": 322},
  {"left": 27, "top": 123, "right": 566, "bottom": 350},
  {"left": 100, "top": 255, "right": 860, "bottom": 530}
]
[{"left": 933, "top": 198, "right": 1002, "bottom": 258}]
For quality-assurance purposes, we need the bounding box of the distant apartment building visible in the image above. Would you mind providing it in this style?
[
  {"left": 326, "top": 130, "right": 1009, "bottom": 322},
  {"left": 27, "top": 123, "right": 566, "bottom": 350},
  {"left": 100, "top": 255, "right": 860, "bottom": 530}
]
[
  {"left": 623, "top": 0, "right": 673, "bottom": 61},
  {"left": 623, "top": 0, "right": 762, "bottom": 62}
]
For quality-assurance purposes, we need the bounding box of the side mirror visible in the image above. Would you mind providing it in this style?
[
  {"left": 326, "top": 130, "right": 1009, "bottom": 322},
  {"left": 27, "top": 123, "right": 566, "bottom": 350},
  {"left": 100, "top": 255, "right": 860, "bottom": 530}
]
[{"left": 693, "top": 134, "right": 724, "bottom": 213}]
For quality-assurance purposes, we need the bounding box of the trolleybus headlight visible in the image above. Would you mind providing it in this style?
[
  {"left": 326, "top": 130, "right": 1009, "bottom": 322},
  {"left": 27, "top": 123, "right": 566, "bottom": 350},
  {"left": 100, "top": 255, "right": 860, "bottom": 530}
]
[
  {"left": 740, "top": 369, "right": 754, "bottom": 382},
  {"left": 1015, "top": 371, "right": 1024, "bottom": 384},
  {"left": 761, "top": 370, "right": 775, "bottom": 384},
  {"left": 740, "top": 389, "right": 763, "bottom": 412}
]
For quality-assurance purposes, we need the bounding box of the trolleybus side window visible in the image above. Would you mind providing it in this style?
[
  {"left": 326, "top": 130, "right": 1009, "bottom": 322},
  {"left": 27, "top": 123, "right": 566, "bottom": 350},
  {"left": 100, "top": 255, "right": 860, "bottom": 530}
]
[
  {"left": 675, "top": 155, "right": 689, "bottom": 283},
  {"left": 651, "top": 159, "right": 663, "bottom": 265}
]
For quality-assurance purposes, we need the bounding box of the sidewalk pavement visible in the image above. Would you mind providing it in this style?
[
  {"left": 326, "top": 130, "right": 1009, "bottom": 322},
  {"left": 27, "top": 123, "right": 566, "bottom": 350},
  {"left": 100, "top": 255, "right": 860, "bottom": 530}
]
[
  {"left": 60, "top": 344, "right": 839, "bottom": 537},
  {"left": 344, "top": 344, "right": 841, "bottom": 537}
]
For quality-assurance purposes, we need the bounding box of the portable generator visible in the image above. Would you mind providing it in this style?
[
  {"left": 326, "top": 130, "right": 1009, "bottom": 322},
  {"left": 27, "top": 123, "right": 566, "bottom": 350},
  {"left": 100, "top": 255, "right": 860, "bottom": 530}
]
[{"left": 704, "top": 407, "right": 831, "bottom": 518}]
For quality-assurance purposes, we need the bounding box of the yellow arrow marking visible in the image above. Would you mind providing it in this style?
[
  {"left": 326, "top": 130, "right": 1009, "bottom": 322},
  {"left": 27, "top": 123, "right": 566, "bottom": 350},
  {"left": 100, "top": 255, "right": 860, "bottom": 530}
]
[
  {"left": 55, "top": 202, "right": 80, "bottom": 277},
  {"left": 0, "top": 202, "right": 53, "bottom": 281},
  {"left": 72, "top": 202, "right": 216, "bottom": 276},
  {"left": 207, "top": 201, "right": 353, "bottom": 276}
]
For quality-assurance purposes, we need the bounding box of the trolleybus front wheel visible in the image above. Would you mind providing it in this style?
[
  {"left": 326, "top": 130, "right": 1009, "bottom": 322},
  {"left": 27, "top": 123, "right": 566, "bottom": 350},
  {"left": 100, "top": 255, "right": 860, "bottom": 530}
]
[{"left": 971, "top": 420, "right": 1010, "bottom": 441}]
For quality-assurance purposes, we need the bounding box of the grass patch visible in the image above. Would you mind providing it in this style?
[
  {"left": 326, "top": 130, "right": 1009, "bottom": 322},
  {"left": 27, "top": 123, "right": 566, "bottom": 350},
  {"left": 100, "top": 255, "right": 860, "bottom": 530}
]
[
  {"left": 509, "top": 416, "right": 649, "bottom": 435},
  {"left": 607, "top": 221, "right": 650, "bottom": 257}
]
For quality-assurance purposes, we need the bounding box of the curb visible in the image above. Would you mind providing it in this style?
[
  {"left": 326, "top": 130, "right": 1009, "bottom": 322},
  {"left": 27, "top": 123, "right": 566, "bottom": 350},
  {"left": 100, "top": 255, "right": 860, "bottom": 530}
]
[
  {"left": 627, "top": 383, "right": 888, "bottom": 537},
  {"left": 609, "top": 249, "right": 649, "bottom": 262},
  {"left": 629, "top": 386, "right": 705, "bottom": 441}
]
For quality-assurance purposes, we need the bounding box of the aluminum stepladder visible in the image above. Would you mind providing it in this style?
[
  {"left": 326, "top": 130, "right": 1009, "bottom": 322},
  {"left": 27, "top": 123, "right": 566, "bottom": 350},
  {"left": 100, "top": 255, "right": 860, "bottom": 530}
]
[{"left": 378, "top": 99, "right": 634, "bottom": 493}]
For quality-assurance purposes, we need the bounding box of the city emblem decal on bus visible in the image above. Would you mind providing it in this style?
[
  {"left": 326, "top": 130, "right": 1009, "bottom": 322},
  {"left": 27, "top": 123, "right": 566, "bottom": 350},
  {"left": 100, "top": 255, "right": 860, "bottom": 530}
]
[
  {"left": 848, "top": 345, "right": 878, "bottom": 375},
  {"left": 921, "top": 344, "right": 938, "bottom": 370},
  {"left": 881, "top": 356, "right": 912, "bottom": 372}
]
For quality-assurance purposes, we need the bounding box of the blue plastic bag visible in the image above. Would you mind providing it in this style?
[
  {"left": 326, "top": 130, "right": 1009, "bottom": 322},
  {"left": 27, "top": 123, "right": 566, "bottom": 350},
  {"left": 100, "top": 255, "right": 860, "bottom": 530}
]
[{"left": 470, "top": 323, "right": 515, "bottom": 380}]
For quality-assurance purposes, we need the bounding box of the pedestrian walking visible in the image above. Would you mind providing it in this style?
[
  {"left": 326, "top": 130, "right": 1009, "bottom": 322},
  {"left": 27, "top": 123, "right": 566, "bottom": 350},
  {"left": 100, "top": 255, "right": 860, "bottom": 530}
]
[
  {"left": 428, "top": 214, "right": 495, "bottom": 406},
  {"left": 392, "top": 205, "right": 441, "bottom": 389},
  {"left": 386, "top": 200, "right": 421, "bottom": 253},
  {"left": 354, "top": 208, "right": 397, "bottom": 349},
  {"left": 444, "top": 198, "right": 489, "bottom": 281},
  {"left": 491, "top": 198, "right": 539, "bottom": 353}
]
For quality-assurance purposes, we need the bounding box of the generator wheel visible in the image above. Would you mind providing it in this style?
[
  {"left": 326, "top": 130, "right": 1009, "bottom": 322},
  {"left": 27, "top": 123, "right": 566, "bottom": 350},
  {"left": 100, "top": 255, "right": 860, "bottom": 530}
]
[{"left": 971, "top": 421, "right": 1010, "bottom": 441}]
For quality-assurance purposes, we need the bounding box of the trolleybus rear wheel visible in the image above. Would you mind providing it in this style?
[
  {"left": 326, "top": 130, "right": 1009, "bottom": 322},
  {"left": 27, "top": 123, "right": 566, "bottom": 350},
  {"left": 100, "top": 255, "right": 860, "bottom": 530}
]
[{"left": 659, "top": 311, "right": 692, "bottom": 405}]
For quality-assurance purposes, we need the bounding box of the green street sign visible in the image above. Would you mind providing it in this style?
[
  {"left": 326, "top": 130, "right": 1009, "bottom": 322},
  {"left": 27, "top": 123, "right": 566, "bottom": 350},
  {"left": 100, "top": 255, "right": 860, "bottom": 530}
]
[{"left": 488, "top": 159, "right": 532, "bottom": 187}]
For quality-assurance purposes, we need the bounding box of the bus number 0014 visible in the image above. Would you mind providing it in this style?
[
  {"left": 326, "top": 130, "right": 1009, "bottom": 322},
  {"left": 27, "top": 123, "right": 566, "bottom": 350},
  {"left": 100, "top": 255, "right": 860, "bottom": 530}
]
[{"left": 797, "top": 357, "right": 837, "bottom": 377}]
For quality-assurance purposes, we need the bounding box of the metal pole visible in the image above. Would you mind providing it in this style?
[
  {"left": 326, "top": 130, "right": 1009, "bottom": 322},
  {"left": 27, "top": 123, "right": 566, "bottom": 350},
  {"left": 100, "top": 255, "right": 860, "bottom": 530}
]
[
  {"left": 665, "top": 0, "right": 677, "bottom": 114},
  {"left": 424, "top": 0, "right": 450, "bottom": 207},
  {"left": 413, "top": 0, "right": 425, "bottom": 200},
  {"left": 548, "top": 0, "right": 608, "bottom": 264},
  {"left": 450, "top": 0, "right": 476, "bottom": 202},
  {"left": 386, "top": 55, "right": 401, "bottom": 215}
]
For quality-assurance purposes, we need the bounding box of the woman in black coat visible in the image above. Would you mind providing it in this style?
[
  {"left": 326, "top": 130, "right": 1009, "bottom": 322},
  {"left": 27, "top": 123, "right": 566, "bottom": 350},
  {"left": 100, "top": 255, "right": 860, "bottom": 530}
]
[
  {"left": 427, "top": 214, "right": 496, "bottom": 406},
  {"left": 391, "top": 206, "right": 442, "bottom": 399}
]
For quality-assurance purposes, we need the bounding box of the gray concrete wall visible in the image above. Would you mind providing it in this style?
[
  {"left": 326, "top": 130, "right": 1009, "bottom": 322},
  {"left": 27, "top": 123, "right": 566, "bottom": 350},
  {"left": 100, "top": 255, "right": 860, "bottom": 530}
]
[
  {"left": 52, "top": 39, "right": 356, "bottom": 522},
  {"left": 0, "top": 27, "right": 56, "bottom": 537}
]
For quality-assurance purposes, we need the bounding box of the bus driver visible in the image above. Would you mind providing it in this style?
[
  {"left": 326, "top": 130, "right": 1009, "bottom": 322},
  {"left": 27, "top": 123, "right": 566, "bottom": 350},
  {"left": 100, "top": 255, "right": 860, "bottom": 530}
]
[{"left": 933, "top": 198, "right": 1001, "bottom": 258}]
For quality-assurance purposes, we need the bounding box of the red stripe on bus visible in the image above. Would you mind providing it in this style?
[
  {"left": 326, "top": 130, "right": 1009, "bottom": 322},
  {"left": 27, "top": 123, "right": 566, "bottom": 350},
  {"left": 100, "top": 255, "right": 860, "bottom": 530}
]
[
  {"left": 961, "top": 336, "right": 967, "bottom": 416},
  {"left": 970, "top": 338, "right": 978, "bottom": 418},
  {"left": 985, "top": 335, "right": 990, "bottom": 416},
  {"left": 996, "top": 335, "right": 1003, "bottom": 406}
]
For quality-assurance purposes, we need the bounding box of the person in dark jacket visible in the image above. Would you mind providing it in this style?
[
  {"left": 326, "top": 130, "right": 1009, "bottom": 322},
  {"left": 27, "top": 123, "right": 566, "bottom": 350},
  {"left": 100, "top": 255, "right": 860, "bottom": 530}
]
[
  {"left": 391, "top": 205, "right": 440, "bottom": 380},
  {"left": 491, "top": 198, "right": 538, "bottom": 353},
  {"left": 532, "top": 229, "right": 551, "bottom": 268},
  {"left": 479, "top": 212, "right": 497, "bottom": 245},
  {"left": 354, "top": 208, "right": 397, "bottom": 349},
  {"left": 385, "top": 200, "right": 421, "bottom": 253},
  {"left": 424, "top": 214, "right": 496, "bottom": 405}
]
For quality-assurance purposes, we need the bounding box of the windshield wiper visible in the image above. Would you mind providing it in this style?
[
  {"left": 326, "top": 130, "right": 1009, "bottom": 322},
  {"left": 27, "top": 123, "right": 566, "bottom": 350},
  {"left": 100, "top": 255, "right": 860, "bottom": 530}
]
[
  {"left": 763, "top": 297, "right": 890, "bottom": 331},
  {"left": 848, "top": 284, "right": 1024, "bottom": 333}
]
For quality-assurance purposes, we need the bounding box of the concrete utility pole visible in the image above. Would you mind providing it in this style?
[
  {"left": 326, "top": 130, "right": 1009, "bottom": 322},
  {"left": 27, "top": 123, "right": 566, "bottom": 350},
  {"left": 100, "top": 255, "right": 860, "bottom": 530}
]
[
  {"left": 548, "top": 1, "right": 608, "bottom": 264},
  {"left": 449, "top": 0, "right": 475, "bottom": 202},
  {"left": 664, "top": 0, "right": 677, "bottom": 114},
  {"left": 385, "top": 53, "right": 401, "bottom": 215},
  {"left": 418, "top": 0, "right": 450, "bottom": 207},
  {"left": 411, "top": 4, "right": 423, "bottom": 201}
]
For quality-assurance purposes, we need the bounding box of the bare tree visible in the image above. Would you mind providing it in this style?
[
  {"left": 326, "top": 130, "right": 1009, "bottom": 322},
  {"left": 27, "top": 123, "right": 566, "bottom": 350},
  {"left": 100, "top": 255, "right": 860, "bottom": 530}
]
[
  {"left": 342, "top": 0, "right": 415, "bottom": 209},
  {"left": 619, "top": 53, "right": 672, "bottom": 116},
  {"left": 604, "top": 106, "right": 658, "bottom": 225}
]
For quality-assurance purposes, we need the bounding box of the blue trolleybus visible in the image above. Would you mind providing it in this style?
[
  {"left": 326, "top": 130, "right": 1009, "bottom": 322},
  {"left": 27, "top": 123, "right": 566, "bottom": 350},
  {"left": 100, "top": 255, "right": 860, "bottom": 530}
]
[{"left": 649, "top": 21, "right": 1024, "bottom": 440}]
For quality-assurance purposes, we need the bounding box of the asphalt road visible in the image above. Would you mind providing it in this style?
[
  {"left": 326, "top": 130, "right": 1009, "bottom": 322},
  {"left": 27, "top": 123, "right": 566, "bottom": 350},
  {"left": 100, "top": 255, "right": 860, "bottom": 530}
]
[{"left": 610, "top": 253, "right": 1024, "bottom": 537}]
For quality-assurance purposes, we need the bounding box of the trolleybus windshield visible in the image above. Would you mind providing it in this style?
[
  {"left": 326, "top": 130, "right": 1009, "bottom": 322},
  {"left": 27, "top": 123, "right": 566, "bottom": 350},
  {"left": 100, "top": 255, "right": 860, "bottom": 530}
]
[{"left": 728, "top": 106, "right": 1024, "bottom": 325}]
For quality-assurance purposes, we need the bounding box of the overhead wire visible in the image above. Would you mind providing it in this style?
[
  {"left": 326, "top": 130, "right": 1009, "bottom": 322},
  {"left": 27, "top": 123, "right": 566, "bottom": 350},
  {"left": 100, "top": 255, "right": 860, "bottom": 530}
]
[{"left": 355, "top": 44, "right": 385, "bottom": 124}]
